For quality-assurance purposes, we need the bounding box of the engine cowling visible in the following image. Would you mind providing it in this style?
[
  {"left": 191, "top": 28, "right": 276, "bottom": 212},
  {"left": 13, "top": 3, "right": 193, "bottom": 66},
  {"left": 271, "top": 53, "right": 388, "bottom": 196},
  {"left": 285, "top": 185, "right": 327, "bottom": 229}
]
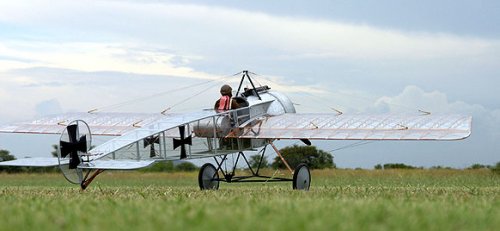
[{"left": 246, "top": 91, "right": 295, "bottom": 116}]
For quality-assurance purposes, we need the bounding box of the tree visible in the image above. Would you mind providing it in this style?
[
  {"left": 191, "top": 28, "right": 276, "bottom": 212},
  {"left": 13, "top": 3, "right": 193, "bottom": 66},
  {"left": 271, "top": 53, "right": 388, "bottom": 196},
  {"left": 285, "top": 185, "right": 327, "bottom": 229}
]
[
  {"left": 248, "top": 154, "right": 269, "bottom": 169},
  {"left": 271, "top": 145, "right": 335, "bottom": 170},
  {"left": 0, "top": 149, "right": 17, "bottom": 173},
  {"left": 0, "top": 149, "right": 15, "bottom": 162},
  {"left": 51, "top": 144, "right": 59, "bottom": 157}
]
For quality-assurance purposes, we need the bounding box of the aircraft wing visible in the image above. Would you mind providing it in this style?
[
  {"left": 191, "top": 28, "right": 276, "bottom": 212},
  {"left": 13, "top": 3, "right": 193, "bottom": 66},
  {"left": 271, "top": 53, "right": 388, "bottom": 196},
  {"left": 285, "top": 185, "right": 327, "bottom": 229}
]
[
  {"left": 79, "top": 160, "right": 156, "bottom": 170},
  {"left": 0, "top": 112, "right": 167, "bottom": 136},
  {"left": 231, "top": 113, "right": 472, "bottom": 141},
  {"left": 0, "top": 157, "right": 67, "bottom": 167},
  {"left": 0, "top": 157, "right": 154, "bottom": 169},
  {"left": 88, "top": 110, "right": 219, "bottom": 160}
]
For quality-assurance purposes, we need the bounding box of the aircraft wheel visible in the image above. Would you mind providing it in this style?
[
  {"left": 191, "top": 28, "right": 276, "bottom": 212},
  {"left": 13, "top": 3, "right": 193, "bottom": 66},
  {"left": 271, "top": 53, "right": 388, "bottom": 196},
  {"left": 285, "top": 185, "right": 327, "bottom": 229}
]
[
  {"left": 198, "top": 163, "right": 220, "bottom": 190},
  {"left": 293, "top": 163, "right": 311, "bottom": 190}
]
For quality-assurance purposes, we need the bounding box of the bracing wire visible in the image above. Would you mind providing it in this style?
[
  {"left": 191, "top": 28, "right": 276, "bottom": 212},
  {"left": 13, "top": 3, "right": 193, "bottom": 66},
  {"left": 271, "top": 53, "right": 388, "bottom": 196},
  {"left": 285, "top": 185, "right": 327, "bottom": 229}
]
[
  {"left": 248, "top": 72, "right": 428, "bottom": 114},
  {"left": 159, "top": 78, "right": 228, "bottom": 113},
  {"left": 88, "top": 74, "right": 232, "bottom": 113},
  {"left": 329, "top": 141, "right": 374, "bottom": 153}
]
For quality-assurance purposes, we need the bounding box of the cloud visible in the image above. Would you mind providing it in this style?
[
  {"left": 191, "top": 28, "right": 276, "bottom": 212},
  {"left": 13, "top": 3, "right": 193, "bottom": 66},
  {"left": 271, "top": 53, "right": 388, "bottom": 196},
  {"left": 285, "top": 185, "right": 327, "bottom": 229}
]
[
  {"left": 321, "top": 85, "right": 500, "bottom": 168},
  {"left": 373, "top": 85, "right": 456, "bottom": 113},
  {"left": 0, "top": 41, "right": 217, "bottom": 80},
  {"left": 1, "top": 0, "right": 499, "bottom": 62},
  {"left": 35, "top": 99, "right": 63, "bottom": 116},
  {"left": 371, "top": 85, "right": 500, "bottom": 145},
  {"left": 371, "top": 85, "right": 496, "bottom": 119}
]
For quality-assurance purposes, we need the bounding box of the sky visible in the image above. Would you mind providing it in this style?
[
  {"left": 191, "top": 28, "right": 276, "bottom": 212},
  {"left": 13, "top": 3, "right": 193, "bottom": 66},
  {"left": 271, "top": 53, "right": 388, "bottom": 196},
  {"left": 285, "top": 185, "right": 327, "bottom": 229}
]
[{"left": 0, "top": 0, "right": 499, "bottom": 168}]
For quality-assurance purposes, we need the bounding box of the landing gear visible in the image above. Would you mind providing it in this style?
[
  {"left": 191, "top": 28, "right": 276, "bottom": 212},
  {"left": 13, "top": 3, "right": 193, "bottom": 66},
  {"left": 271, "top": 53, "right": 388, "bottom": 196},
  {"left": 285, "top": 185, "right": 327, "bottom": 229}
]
[
  {"left": 198, "top": 143, "right": 313, "bottom": 191},
  {"left": 198, "top": 163, "right": 220, "bottom": 190},
  {"left": 293, "top": 163, "right": 311, "bottom": 191}
]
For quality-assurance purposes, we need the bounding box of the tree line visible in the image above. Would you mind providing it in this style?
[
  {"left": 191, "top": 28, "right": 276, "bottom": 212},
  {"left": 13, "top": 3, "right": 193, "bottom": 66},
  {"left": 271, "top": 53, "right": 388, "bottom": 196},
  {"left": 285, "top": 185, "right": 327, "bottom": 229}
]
[{"left": 1, "top": 146, "right": 499, "bottom": 174}]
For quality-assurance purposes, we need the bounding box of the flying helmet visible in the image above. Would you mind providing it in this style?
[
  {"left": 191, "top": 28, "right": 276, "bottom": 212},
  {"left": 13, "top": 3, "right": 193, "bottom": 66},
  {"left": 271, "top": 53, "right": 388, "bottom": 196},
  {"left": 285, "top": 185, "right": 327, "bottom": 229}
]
[{"left": 220, "top": 84, "right": 232, "bottom": 96}]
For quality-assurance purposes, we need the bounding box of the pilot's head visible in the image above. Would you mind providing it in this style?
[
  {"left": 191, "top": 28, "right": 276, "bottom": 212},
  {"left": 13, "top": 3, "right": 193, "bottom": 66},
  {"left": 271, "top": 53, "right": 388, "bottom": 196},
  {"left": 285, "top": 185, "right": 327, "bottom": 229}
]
[{"left": 220, "top": 84, "right": 232, "bottom": 96}]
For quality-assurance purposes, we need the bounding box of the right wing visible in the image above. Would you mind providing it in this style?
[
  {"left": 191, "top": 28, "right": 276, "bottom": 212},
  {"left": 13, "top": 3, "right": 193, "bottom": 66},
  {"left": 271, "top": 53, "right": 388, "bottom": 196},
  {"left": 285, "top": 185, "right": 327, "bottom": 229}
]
[{"left": 231, "top": 113, "right": 472, "bottom": 141}]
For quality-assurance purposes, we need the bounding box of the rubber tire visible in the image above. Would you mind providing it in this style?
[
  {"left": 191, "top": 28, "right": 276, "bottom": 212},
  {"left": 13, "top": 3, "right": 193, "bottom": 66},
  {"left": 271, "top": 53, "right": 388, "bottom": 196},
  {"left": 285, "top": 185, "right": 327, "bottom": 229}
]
[
  {"left": 292, "top": 163, "right": 311, "bottom": 190},
  {"left": 198, "top": 163, "right": 220, "bottom": 190}
]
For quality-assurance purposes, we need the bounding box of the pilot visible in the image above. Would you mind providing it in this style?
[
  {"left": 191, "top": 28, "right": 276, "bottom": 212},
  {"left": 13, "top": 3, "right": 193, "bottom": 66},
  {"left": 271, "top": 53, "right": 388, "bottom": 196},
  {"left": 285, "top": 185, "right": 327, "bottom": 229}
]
[{"left": 214, "top": 84, "right": 239, "bottom": 111}]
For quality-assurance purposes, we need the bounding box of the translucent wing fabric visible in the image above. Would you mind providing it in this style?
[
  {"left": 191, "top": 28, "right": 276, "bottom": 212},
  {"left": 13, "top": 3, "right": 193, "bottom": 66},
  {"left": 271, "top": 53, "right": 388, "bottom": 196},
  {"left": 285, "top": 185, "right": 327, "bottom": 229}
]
[
  {"left": 231, "top": 113, "right": 472, "bottom": 141},
  {"left": 0, "top": 112, "right": 166, "bottom": 136},
  {"left": 0, "top": 157, "right": 66, "bottom": 167},
  {"left": 88, "top": 111, "right": 218, "bottom": 160}
]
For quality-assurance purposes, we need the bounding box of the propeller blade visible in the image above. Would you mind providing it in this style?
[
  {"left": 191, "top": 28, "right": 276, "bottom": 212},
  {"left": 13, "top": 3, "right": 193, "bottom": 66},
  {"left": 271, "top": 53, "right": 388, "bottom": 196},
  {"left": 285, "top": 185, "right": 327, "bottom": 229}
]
[
  {"left": 77, "top": 135, "right": 87, "bottom": 152},
  {"left": 59, "top": 140, "right": 72, "bottom": 158},
  {"left": 67, "top": 124, "right": 78, "bottom": 143},
  {"left": 68, "top": 151, "right": 81, "bottom": 169},
  {"left": 60, "top": 123, "right": 87, "bottom": 169},
  {"left": 180, "top": 146, "right": 187, "bottom": 159}
]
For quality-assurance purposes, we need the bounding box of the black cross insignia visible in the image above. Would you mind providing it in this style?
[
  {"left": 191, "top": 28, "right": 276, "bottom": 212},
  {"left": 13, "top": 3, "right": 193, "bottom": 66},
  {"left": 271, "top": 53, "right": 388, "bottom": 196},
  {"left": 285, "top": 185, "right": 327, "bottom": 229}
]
[{"left": 173, "top": 125, "right": 192, "bottom": 159}]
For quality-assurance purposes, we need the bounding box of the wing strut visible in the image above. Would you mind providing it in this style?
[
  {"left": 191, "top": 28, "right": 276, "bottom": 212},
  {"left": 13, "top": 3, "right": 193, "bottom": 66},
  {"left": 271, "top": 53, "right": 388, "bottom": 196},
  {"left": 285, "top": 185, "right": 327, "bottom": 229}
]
[{"left": 269, "top": 141, "right": 294, "bottom": 174}]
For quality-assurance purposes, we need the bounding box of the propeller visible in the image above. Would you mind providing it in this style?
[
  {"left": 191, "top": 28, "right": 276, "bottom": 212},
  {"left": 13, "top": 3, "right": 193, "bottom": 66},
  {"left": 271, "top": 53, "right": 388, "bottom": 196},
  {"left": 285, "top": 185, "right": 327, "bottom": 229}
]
[
  {"left": 173, "top": 126, "right": 192, "bottom": 159},
  {"left": 59, "top": 124, "right": 87, "bottom": 169},
  {"left": 144, "top": 135, "right": 160, "bottom": 158}
]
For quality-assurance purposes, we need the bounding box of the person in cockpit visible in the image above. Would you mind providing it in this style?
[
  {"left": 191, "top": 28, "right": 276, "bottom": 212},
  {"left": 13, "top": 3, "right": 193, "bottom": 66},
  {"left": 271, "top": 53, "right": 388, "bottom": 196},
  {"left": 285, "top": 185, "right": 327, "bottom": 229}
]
[{"left": 214, "top": 84, "right": 239, "bottom": 111}]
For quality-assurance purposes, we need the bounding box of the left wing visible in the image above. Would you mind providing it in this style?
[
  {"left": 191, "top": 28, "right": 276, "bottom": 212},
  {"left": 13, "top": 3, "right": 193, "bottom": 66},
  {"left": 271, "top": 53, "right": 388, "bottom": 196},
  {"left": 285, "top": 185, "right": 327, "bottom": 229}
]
[
  {"left": 230, "top": 113, "right": 472, "bottom": 141},
  {"left": 0, "top": 112, "right": 166, "bottom": 136},
  {"left": 79, "top": 160, "right": 156, "bottom": 170},
  {"left": 0, "top": 157, "right": 67, "bottom": 167},
  {"left": 88, "top": 110, "right": 218, "bottom": 160},
  {"left": 0, "top": 157, "right": 154, "bottom": 170}
]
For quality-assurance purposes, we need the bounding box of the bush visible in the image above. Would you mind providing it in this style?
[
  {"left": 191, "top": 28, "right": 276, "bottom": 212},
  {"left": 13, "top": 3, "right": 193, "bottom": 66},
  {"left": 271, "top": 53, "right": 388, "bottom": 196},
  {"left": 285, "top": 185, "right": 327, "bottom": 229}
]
[
  {"left": 248, "top": 154, "right": 269, "bottom": 170},
  {"left": 141, "top": 161, "right": 175, "bottom": 172},
  {"left": 383, "top": 163, "right": 420, "bottom": 170},
  {"left": 492, "top": 162, "right": 500, "bottom": 174},
  {"left": 430, "top": 166, "right": 453, "bottom": 170},
  {"left": 175, "top": 162, "right": 198, "bottom": 172},
  {"left": 467, "top": 164, "right": 491, "bottom": 170}
]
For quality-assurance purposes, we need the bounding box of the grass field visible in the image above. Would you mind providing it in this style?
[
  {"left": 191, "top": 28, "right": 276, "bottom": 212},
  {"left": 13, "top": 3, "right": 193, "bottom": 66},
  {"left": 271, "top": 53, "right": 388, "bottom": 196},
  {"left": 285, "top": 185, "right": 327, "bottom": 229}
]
[{"left": 0, "top": 169, "right": 499, "bottom": 231}]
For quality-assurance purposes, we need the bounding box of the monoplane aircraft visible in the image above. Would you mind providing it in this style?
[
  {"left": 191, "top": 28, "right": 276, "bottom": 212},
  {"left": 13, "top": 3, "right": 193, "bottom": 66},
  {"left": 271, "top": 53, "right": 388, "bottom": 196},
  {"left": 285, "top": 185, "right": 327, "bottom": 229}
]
[{"left": 0, "top": 71, "right": 472, "bottom": 190}]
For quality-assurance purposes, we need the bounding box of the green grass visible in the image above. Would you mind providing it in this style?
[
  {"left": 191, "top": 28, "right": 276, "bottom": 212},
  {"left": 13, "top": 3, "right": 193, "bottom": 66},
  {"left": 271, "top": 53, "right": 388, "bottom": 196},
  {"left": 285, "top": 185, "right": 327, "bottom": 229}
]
[{"left": 1, "top": 169, "right": 499, "bottom": 231}]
